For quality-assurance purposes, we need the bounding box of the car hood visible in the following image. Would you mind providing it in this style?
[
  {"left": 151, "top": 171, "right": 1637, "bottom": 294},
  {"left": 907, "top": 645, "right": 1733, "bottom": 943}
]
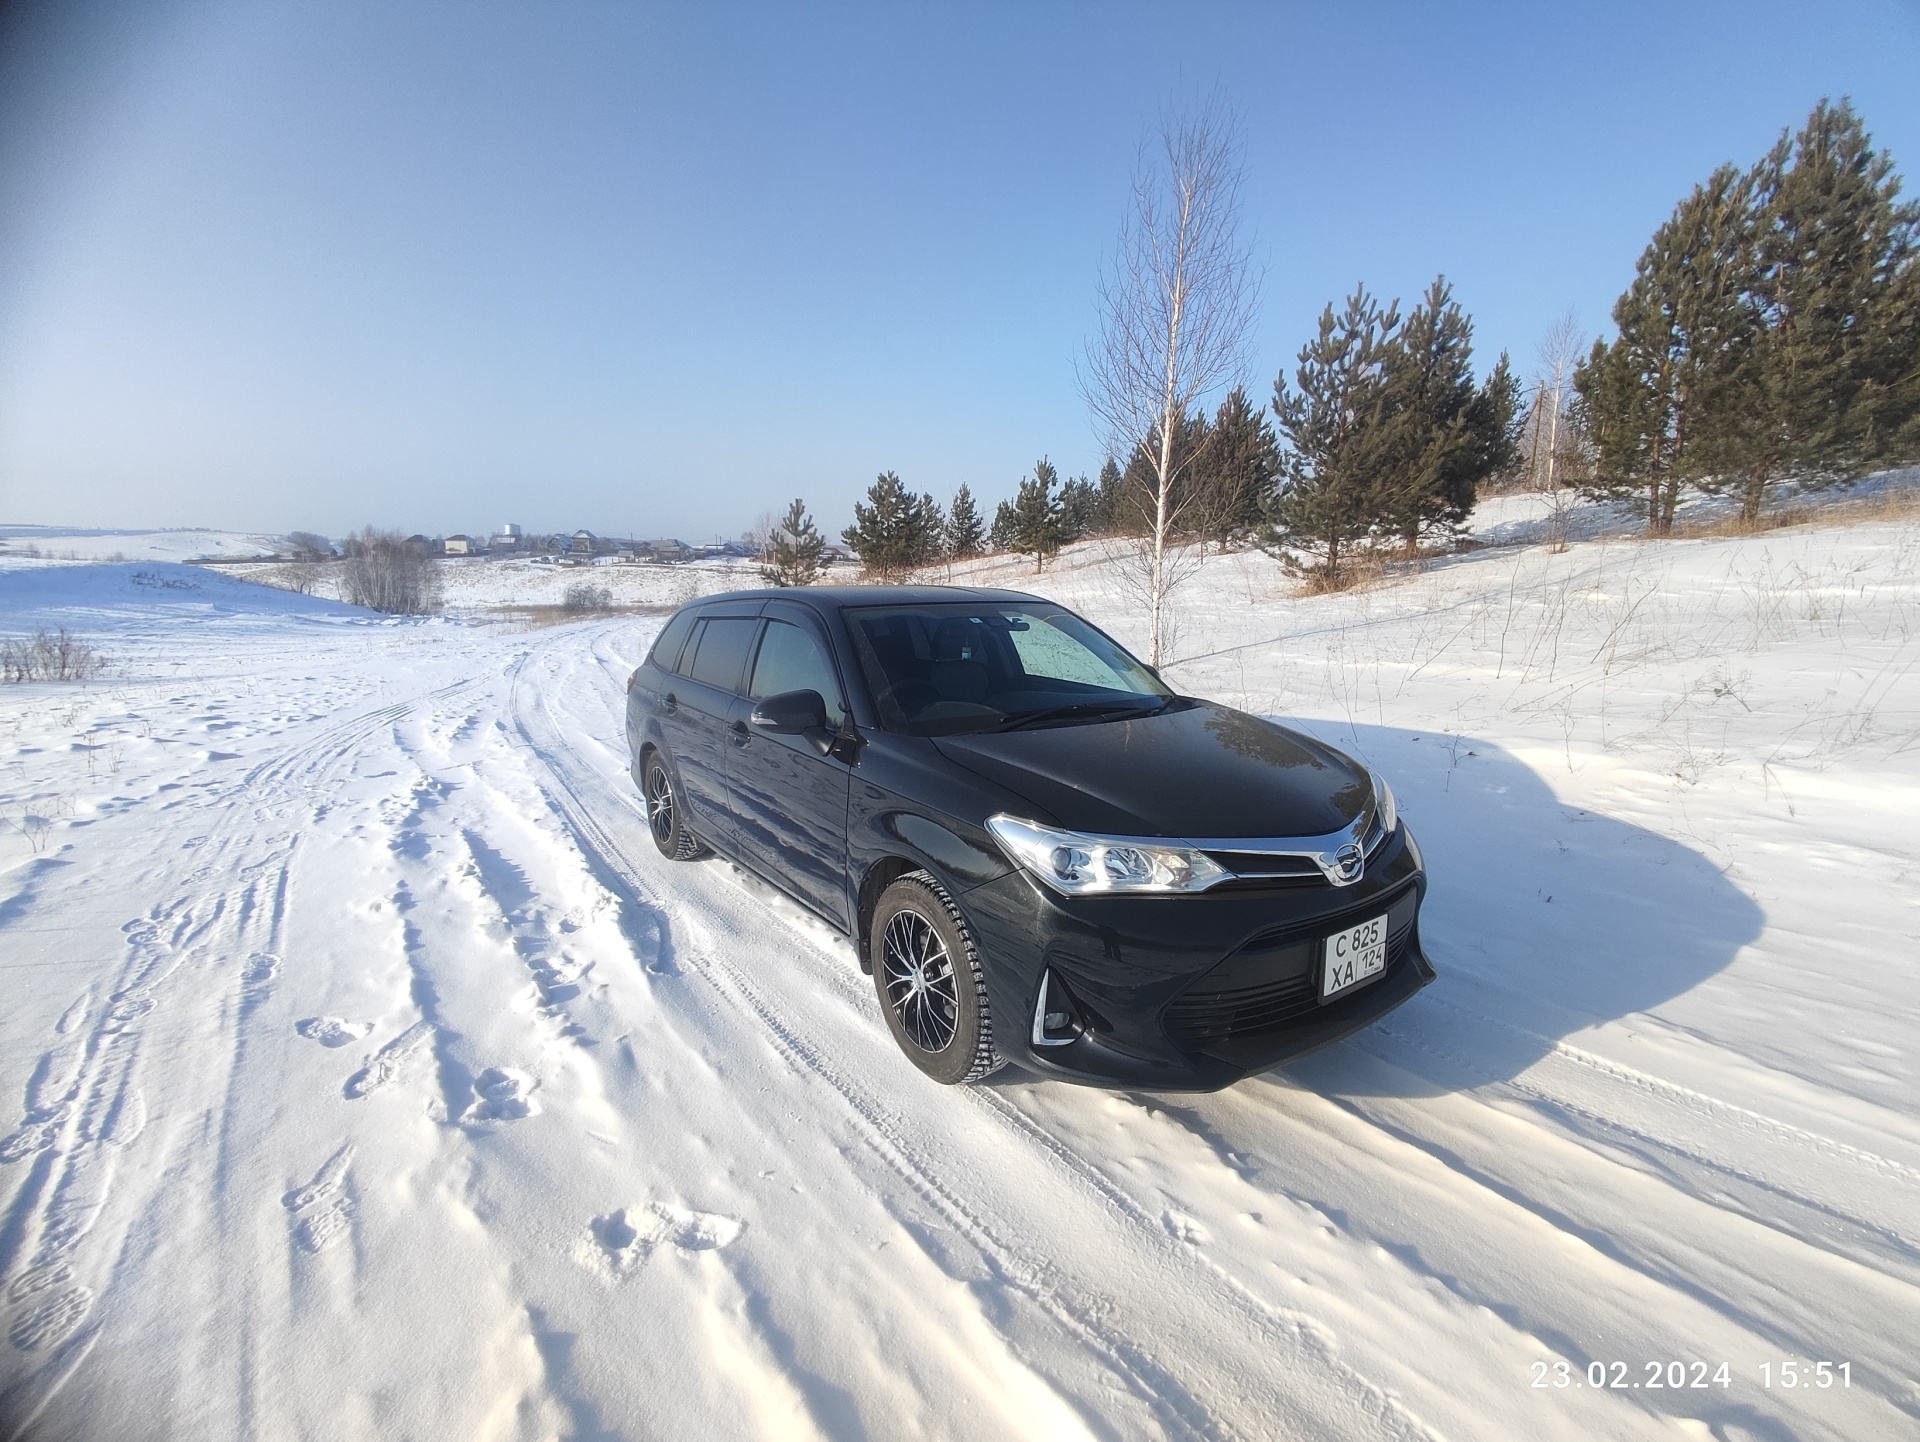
[{"left": 932, "top": 701, "right": 1369, "bottom": 839}]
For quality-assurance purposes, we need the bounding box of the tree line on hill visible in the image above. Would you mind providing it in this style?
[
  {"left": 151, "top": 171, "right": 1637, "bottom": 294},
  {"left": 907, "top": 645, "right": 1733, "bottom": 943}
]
[
  {"left": 763, "top": 96, "right": 1916, "bottom": 601},
  {"left": 768, "top": 268, "right": 1520, "bottom": 589}
]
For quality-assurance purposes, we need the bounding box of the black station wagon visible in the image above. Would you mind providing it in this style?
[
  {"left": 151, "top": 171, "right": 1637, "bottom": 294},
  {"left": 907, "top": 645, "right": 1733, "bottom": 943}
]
[{"left": 625, "top": 586, "right": 1432, "bottom": 1090}]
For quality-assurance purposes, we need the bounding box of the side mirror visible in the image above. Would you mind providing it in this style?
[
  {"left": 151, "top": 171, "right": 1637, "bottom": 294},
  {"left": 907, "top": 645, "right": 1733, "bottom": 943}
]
[{"left": 749, "top": 688, "right": 828, "bottom": 735}]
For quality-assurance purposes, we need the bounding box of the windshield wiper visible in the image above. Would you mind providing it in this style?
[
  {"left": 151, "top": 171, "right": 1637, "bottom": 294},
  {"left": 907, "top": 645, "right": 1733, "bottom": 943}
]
[{"left": 992, "top": 700, "right": 1168, "bottom": 733}]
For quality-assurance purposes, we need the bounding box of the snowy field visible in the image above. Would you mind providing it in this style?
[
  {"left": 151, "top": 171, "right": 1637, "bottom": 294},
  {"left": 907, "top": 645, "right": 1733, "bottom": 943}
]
[
  {"left": 1, "top": 498, "right": 1917, "bottom": 1441},
  {"left": 0, "top": 526, "right": 288, "bottom": 565}
]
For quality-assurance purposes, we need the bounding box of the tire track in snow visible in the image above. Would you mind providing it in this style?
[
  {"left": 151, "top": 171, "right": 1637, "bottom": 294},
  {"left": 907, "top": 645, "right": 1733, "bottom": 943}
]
[
  {"left": 0, "top": 672, "right": 482, "bottom": 1432},
  {"left": 1102, "top": 1025, "right": 1920, "bottom": 1435},
  {"left": 0, "top": 839, "right": 294, "bottom": 1430},
  {"left": 1362, "top": 994, "right": 1920, "bottom": 1273}
]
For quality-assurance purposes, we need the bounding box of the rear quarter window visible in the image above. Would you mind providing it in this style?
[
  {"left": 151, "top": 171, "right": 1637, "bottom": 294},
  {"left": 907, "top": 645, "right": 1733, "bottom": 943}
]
[{"left": 648, "top": 610, "right": 697, "bottom": 673}]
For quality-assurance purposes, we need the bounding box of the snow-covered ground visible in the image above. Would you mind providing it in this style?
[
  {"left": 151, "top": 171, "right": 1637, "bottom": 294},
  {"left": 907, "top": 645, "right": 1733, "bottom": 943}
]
[
  {"left": 221, "top": 553, "right": 800, "bottom": 613},
  {"left": 0, "top": 526, "right": 290, "bottom": 564},
  {"left": 432, "top": 555, "right": 768, "bottom": 612},
  {"left": 1, "top": 503, "right": 1916, "bottom": 1440}
]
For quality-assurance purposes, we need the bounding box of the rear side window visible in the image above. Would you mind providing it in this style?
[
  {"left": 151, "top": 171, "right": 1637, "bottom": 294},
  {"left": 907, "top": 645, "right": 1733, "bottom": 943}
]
[
  {"left": 750, "top": 620, "right": 847, "bottom": 724},
  {"left": 649, "top": 610, "right": 697, "bottom": 673},
  {"left": 685, "top": 617, "right": 760, "bottom": 692}
]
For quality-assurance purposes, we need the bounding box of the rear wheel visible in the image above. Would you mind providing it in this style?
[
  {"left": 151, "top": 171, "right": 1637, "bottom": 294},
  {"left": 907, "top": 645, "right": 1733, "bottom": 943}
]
[
  {"left": 642, "top": 752, "right": 702, "bottom": 860},
  {"left": 871, "top": 873, "right": 1002, "bottom": 1084}
]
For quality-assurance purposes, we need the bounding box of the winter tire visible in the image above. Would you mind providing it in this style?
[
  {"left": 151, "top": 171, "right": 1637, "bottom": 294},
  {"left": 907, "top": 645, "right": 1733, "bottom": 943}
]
[
  {"left": 871, "top": 872, "right": 1003, "bottom": 1085},
  {"left": 643, "top": 751, "right": 703, "bottom": 860}
]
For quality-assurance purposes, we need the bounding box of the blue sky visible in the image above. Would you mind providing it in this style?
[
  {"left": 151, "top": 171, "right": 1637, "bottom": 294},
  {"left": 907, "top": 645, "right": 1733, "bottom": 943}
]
[{"left": 2, "top": 0, "right": 1916, "bottom": 541}]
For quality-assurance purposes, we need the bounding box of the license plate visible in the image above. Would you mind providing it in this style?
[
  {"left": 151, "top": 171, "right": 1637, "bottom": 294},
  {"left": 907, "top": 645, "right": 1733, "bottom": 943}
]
[{"left": 1321, "top": 912, "right": 1389, "bottom": 1001}]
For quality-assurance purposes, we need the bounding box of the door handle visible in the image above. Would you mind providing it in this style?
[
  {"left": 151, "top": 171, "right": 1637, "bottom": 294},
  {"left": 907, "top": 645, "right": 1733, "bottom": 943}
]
[
  {"left": 660, "top": 692, "right": 678, "bottom": 715},
  {"left": 729, "top": 719, "right": 750, "bottom": 746}
]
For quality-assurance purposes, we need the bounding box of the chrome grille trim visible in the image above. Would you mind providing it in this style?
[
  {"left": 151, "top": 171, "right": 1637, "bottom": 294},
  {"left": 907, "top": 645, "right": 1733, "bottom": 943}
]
[{"left": 1183, "top": 795, "right": 1392, "bottom": 888}]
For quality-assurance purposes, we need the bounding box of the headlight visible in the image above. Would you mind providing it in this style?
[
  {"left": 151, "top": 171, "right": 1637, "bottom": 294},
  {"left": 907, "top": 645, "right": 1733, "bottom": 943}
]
[
  {"left": 986, "top": 815, "right": 1230, "bottom": 896},
  {"left": 1369, "top": 771, "right": 1397, "bottom": 837}
]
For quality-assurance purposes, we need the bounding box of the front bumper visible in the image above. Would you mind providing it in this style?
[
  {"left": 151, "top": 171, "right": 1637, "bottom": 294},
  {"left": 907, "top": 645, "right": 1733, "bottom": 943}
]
[{"left": 958, "top": 823, "right": 1433, "bottom": 1090}]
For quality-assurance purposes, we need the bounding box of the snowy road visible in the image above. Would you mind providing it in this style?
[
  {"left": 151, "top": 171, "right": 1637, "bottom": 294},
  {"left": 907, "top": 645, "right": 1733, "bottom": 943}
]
[{"left": 2, "top": 529, "right": 1917, "bottom": 1440}]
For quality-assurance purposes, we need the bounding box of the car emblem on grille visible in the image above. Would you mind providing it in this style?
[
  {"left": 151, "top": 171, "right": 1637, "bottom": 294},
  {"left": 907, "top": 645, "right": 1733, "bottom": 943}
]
[{"left": 1329, "top": 843, "right": 1365, "bottom": 886}]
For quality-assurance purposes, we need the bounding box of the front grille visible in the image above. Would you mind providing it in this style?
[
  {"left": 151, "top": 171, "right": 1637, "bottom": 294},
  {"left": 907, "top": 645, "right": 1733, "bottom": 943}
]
[
  {"left": 1201, "top": 810, "right": 1393, "bottom": 890},
  {"left": 1162, "top": 885, "right": 1419, "bottom": 1052},
  {"left": 1163, "top": 970, "right": 1321, "bottom": 1046},
  {"left": 1201, "top": 851, "right": 1324, "bottom": 884}
]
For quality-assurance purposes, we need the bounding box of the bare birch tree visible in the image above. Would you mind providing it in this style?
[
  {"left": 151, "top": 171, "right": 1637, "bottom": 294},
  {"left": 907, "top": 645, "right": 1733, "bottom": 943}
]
[
  {"left": 1524, "top": 312, "right": 1587, "bottom": 551},
  {"left": 1082, "top": 103, "right": 1258, "bottom": 665},
  {"left": 341, "top": 528, "right": 441, "bottom": 615}
]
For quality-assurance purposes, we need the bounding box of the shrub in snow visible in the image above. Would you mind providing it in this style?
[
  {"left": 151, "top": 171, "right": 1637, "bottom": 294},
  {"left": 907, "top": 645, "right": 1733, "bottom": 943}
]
[
  {"left": 562, "top": 583, "right": 614, "bottom": 612},
  {"left": 1, "top": 628, "right": 105, "bottom": 683}
]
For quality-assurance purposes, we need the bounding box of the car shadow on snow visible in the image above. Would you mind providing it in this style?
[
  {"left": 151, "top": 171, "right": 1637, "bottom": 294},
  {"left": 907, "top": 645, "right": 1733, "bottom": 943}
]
[{"left": 1255, "top": 723, "right": 1766, "bottom": 1099}]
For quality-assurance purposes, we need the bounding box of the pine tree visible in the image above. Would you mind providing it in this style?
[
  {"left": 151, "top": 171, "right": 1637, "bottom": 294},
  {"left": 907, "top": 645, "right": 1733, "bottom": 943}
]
[
  {"left": 944, "top": 484, "right": 985, "bottom": 559},
  {"left": 1716, "top": 100, "right": 1920, "bottom": 519},
  {"left": 1578, "top": 103, "right": 1920, "bottom": 532},
  {"left": 912, "top": 491, "right": 945, "bottom": 565},
  {"left": 1882, "top": 250, "right": 1920, "bottom": 458},
  {"left": 1371, "top": 279, "right": 1480, "bottom": 551},
  {"left": 843, "top": 471, "right": 926, "bottom": 577},
  {"left": 1260, "top": 287, "right": 1401, "bottom": 585},
  {"left": 1187, "top": 385, "right": 1279, "bottom": 549},
  {"left": 1008, "top": 458, "right": 1068, "bottom": 571},
  {"left": 1114, "top": 411, "right": 1209, "bottom": 538},
  {"left": 760, "top": 499, "right": 825, "bottom": 587},
  {"left": 989, "top": 500, "right": 1015, "bottom": 552},
  {"left": 1058, "top": 475, "right": 1102, "bottom": 541},
  {"left": 1453, "top": 351, "right": 1523, "bottom": 518},
  {"left": 1575, "top": 164, "right": 1755, "bottom": 533},
  {"left": 1368, "top": 279, "right": 1521, "bottom": 551},
  {"left": 1094, "top": 458, "right": 1127, "bottom": 535}
]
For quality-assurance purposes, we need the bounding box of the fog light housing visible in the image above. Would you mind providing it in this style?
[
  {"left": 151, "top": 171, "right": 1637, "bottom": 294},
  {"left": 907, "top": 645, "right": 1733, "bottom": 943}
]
[{"left": 1031, "top": 969, "right": 1085, "bottom": 1048}]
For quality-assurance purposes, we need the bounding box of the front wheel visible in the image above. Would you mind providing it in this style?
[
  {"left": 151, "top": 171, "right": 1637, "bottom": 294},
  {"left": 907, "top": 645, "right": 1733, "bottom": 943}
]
[
  {"left": 642, "top": 752, "right": 703, "bottom": 860},
  {"left": 870, "top": 873, "right": 1002, "bottom": 1085}
]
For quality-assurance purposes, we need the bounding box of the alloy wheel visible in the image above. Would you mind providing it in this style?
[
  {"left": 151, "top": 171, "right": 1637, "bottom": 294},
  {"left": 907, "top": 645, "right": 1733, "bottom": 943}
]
[
  {"left": 880, "top": 908, "right": 959, "bottom": 1053},
  {"left": 646, "top": 763, "right": 675, "bottom": 846}
]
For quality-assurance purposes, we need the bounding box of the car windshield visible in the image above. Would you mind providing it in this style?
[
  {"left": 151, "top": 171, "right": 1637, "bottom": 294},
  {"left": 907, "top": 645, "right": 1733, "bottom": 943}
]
[{"left": 844, "top": 603, "right": 1175, "bottom": 736}]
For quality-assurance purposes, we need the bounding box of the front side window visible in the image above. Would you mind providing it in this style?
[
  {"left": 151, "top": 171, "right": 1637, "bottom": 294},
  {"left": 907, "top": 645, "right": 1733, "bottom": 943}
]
[
  {"left": 845, "top": 604, "right": 1172, "bottom": 736},
  {"left": 750, "top": 621, "right": 847, "bottom": 725},
  {"left": 685, "top": 616, "right": 760, "bottom": 692}
]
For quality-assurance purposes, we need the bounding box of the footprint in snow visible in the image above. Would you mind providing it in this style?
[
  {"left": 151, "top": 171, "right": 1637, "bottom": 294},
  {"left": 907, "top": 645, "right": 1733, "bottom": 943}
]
[
  {"left": 295, "top": 1016, "right": 375, "bottom": 1049},
  {"left": 283, "top": 1143, "right": 354, "bottom": 1255},
  {"left": 8, "top": 1286, "right": 93, "bottom": 1351},
  {"left": 242, "top": 953, "right": 280, "bottom": 987},
  {"left": 342, "top": 1020, "right": 433, "bottom": 1100},
  {"left": 0, "top": 1111, "right": 67, "bottom": 1164},
  {"left": 462, "top": 1067, "right": 538, "bottom": 1123},
  {"left": 102, "top": 992, "right": 154, "bottom": 1030},
  {"left": 7, "top": 1262, "right": 73, "bottom": 1305},
  {"left": 580, "top": 1204, "right": 743, "bottom": 1280},
  {"left": 1163, "top": 1211, "right": 1210, "bottom": 1246}
]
